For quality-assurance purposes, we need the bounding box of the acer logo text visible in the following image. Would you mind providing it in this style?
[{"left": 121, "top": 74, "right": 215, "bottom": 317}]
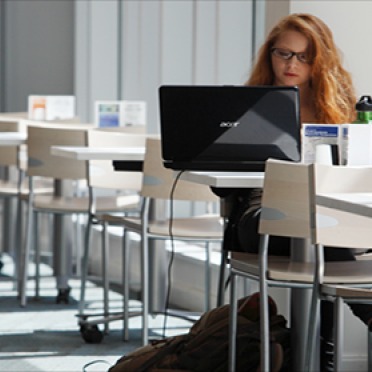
[{"left": 220, "top": 121, "right": 240, "bottom": 128}]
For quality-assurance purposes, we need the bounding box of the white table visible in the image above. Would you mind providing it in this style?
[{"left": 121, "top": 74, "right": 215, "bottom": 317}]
[
  {"left": 182, "top": 170, "right": 312, "bottom": 371},
  {"left": 51, "top": 146, "right": 145, "bottom": 161},
  {"left": 181, "top": 171, "right": 264, "bottom": 188},
  {"left": 317, "top": 192, "right": 372, "bottom": 217},
  {"left": 0, "top": 132, "right": 27, "bottom": 146},
  {"left": 51, "top": 145, "right": 146, "bottom": 173}
]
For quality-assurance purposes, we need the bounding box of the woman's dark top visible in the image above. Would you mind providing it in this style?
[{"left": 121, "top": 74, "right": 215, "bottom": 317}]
[{"left": 213, "top": 186, "right": 357, "bottom": 260}]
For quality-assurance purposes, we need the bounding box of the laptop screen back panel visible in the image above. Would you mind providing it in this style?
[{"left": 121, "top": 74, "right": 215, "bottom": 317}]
[{"left": 159, "top": 85, "right": 301, "bottom": 171}]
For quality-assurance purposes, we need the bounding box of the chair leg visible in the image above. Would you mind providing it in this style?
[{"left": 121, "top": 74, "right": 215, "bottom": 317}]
[
  {"left": 73, "top": 214, "right": 83, "bottom": 277},
  {"left": 13, "top": 170, "right": 26, "bottom": 287},
  {"left": 305, "top": 289, "right": 321, "bottom": 371},
  {"left": 260, "top": 284, "right": 270, "bottom": 372},
  {"left": 368, "top": 323, "right": 372, "bottom": 372},
  {"left": 13, "top": 196, "right": 23, "bottom": 291},
  {"left": 102, "top": 220, "right": 110, "bottom": 334},
  {"left": 34, "top": 212, "right": 40, "bottom": 299},
  {"left": 79, "top": 214, "right": 93, "bottom": 314},
  {"left": 334, "top": 297, "right": 344, "bottom": 371},
  {"left": 204, "top": 242, "right": 211, "bottom": 311},
  {"left": 228, "top": 272, "right": 238, "bottom": 372},
  {"left": 20, "top": 200, "right": 34, "bottom": 307},
  {"left": 259, "top": 234, "right": 270, "bottom": 372},
  {"left": 122, "top": 229, "right": 130, "bottom": 341},
  {"left": 217, "top": 249, "right": 228, "bottom": 307},
  {"left": 141, "top": 234, "right": 149, "bottom": 346}
]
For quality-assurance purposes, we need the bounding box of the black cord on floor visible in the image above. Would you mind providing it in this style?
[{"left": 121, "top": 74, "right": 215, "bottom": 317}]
[{"left": 162, "top": 170, "right": 184, "bottom": 339}]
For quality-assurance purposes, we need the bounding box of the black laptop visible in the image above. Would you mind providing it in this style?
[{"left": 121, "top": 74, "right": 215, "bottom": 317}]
[{"left": 159, "top": 85, "right": 301, "bottom": 171}]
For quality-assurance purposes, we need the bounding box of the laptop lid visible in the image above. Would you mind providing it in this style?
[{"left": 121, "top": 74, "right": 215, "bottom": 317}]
[{"left": 159, "top": 85, "right": 301, "bottom": 171}]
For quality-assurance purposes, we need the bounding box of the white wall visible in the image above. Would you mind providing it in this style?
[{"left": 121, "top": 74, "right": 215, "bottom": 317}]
[
  {"left": 75, "top": 0, "right": 256, "bottom": 133},
  {"left": 266, "top": 0, "right": 372, "bottom": 99},
  {"left": 3, "top": 1, "right": 372, "bottom": 121},
  {"left": 74, "top": 1, "right": 119, "bottom": 127}
]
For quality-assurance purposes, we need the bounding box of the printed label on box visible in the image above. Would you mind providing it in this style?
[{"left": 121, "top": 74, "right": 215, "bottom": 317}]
[
  {"left": 302, "top": 124, "right": 340, "bottom": 164},
  {"left": 28, "top": 95, "right": 75, "bottom": 121},
  {"left": 29, "top": 96, "right": 47, "bottom": 120},
  {"left": 122, "top": 101, "right": 146, "bottom": 126},
  {"left": 95, "top": 100, "right": 146, "bottom": 128},
  {"left": 96, "top": 102, "right": 121, "bottom": 128}
]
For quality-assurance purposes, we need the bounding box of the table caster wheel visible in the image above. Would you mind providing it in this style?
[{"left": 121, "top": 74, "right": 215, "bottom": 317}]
[
  {"left": 56, "top": 287, "right": 71, "bottom": 304},
  {"left": 80, "top": 324, "right": 104, "bottom": 344}
]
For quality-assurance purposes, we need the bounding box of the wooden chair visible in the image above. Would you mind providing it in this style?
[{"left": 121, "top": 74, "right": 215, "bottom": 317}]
[
  {"left": 0, "top": 120, "right": 27, "bottom": 267},
  {"left": 0, "top": 118, "right": 53, "bottom": 282},
  {"left": 20, "top": 124, "right": 143, "bottom": 307},
  {"left": 94, "top": 137, "right": 223, "bottom": 345},
  {"left": 78, "top": 129, "right": 145, "bottom": 340},
  {"left": 307, "top": 162, "right": 372, "bottom": 371},
  {"left": 229, "top": 159, "right": 372, "bottom": 371},
  {"left": 229, "top": 159, "right": 315, "bottom": 372}
]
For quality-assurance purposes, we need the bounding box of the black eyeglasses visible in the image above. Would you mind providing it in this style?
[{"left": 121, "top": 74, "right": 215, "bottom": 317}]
[{"left": 271, "top": 47, "right": 311, "bottom": 64}]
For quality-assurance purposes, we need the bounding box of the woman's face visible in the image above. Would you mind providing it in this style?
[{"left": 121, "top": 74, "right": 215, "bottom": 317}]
[{"left": 271, "top": 30, "right": 312, "bottom": 90}]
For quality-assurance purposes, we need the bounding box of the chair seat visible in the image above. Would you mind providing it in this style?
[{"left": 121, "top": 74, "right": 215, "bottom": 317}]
[
  {"left": 231, "top": 252, "right": 372, "bottom": 285},
  {"left": 0, "top": 182, "right": 24, "bottom": 196},
  {"left": 32, "top": 194, "right": 140, "bottom": 214},
  {"left": 99, "top": 213, "right": 223, "bottom": 239},
  {"left": 321, "top": 285, "right": 372, "bottom": 298},
  {"left": 0, "top": 179, "right": 53, "bottom": 197}
]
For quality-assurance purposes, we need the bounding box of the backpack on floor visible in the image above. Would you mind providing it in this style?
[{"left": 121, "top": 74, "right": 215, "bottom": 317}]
[{"left": 108, "top": 293, "right": 291, "bottom": 372}]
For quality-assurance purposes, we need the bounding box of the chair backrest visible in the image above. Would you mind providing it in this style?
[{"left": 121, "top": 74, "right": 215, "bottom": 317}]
[
  {"left": 258, "top": 159, "right": 314, "bottom": 240},
  {"left": 98, "top": 126, "right": 146, "bottom": 135},
  {"left": 0, "top": 115, "right": 81, "bottom": 171},
  {"left": 87, "top": 129, "right": 144, "bottom": 191},
  {"left": 27, "top": 124, "right": 88, "bottom": 180},
  {"left": 260, "top": 159, "right": 372, "bottom": 250},
  {"left": 314, "top": 163, "right": 372, "bottom": 249},
  {"left": 141, "top": 137, "right": 219, "bottom": 203},
  {"left": 0, "top": 120, "right": 20, "bottom": 168},
  {"left": 20, "top": 119, "right": 86, "bottom": 128},
  {"left": 0, "top": 112, "right": 27, "bottom": 122}
]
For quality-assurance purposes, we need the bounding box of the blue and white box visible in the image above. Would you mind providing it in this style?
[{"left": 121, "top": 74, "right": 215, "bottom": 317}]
[
  {"left": 301, "top": 124, "right": 341, "bottom": 164},
  {"left": 95, "top": 100, "right": 146, "bottom": 128},
  {"left": 344, "top": 124, "right": 372, "bottom": 165}
]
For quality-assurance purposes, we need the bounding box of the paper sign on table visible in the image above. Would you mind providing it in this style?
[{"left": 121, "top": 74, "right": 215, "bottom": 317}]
[
  {"left": 28, "top": 95, "right": 75, "bottom": 121},
  {"left": 301, "top": 124, "right": 341, "bottom": 164},
  {"left": 95, "top": 100, "right": 146, "bottom": 128},
  {"left": 344, "top": 124, "right": 372, "bottom": 165}
]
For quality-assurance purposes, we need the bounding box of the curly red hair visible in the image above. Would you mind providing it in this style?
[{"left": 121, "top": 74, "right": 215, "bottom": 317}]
[{"left": 246, "top": 13, "right": 356, "bottom": 124}]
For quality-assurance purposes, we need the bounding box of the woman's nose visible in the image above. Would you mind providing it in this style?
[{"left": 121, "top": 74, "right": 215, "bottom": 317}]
[{"left": 286, "top": 57, "right": 299, "bottom": 67}]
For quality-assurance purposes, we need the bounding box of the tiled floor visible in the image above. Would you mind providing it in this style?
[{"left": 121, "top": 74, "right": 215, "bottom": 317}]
[{"left": 0, "top": 254, "right": 194, "bottom": 372}]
